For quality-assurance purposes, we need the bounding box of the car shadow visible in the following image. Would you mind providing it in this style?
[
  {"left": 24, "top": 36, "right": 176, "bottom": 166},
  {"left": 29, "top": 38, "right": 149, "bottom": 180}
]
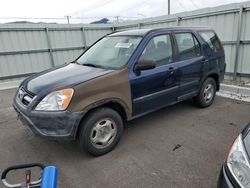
[{"left": 20, "top": 99, "right": 208, "bottom": 161}]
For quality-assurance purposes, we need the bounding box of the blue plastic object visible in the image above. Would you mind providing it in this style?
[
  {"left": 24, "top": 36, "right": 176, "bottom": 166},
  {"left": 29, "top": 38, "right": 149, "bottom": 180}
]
[{"left": 41, "top": 166, "right": 58, "bottom": 188}]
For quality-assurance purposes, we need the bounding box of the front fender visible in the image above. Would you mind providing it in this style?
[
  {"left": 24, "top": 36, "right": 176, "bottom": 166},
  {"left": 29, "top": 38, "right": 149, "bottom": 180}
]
[{"left": 67, "top": 68, "right": 132, "bottom": 116}]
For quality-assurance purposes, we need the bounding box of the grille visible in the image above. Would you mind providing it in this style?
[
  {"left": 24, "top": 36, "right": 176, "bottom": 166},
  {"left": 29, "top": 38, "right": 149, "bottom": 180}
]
[{"left": 17, "top": 87, "right": 35, "bottom": 106}]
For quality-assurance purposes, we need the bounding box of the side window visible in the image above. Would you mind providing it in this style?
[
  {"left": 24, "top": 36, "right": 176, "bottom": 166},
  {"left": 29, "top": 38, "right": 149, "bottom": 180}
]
[
  {"left": 139, "top": 34, "right": 173, "bottom": 67},
  {"left": 175, "top": 33, "right": 201, "bottom": 61},
  {"left": 199, "top": 31, "right": 222, "bottom": 52}
]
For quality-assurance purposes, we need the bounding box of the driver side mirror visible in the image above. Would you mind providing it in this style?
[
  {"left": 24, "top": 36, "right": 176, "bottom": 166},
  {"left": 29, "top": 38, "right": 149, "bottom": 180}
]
[{"left": 134, "top": 59, "right": 156, "bottom": 71}]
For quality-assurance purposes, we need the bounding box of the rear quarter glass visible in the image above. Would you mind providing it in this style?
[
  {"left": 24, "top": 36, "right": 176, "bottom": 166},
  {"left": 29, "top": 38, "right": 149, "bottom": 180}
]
[{"left": 198, "top": 31, "right": 223, "bottom": 52}]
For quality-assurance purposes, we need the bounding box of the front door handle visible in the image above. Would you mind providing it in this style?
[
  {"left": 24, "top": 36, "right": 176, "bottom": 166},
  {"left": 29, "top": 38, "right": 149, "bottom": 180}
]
[
  {"left": 201, "top": 59, "right": 209, "bottom": 64},
  {"left": 168, "top": 67, "right": 175, "bottom": 74}
]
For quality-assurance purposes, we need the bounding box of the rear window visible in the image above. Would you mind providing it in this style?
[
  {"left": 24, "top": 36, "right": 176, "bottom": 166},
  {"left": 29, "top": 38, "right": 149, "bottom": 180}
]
[{"left": 199, "top": 31, "right": 222, "bottom": 52}]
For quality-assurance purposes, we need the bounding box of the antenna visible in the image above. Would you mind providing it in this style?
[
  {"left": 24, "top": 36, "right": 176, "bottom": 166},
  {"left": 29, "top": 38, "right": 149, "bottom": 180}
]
[
  {"left": 65, "top": 16, "right": 71, "bottom": 24},
  {"left": 168, "top": 0, "right": 170, "bottom": 15}
]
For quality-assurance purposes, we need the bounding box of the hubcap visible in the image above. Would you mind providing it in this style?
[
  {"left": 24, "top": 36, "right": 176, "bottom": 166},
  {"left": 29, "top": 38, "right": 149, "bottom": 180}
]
[
  {"left": 90, "top": 118, "right": 117, "bottom": 149},
  {"left": 203, "top": 83, "right": 214, "bottom": 103}
]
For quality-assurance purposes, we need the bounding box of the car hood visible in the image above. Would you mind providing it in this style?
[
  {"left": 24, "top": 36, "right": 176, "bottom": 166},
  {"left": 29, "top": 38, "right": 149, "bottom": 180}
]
[{"left": 22, "top": 63, "right": 114, "bottom": 94}]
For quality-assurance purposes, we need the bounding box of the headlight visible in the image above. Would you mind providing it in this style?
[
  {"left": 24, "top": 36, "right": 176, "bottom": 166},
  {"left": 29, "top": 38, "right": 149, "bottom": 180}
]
[
  {"left": 227, "top": 134, "right": 250, "bottom": 187},
  {"left": 35, "top": 88, "right": 74, "bottom": 111}
]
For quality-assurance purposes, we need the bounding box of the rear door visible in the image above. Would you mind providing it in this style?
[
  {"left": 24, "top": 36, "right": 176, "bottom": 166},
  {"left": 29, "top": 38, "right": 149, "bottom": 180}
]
[
  {"left": 130, "top": 33, "right": 179, "bottom": 116},
  {"left": 198, "top": 30, "right": 225, "bottom": 81},
  {"left": 173, "top": 31, "right": 203, "bottom": 100}
]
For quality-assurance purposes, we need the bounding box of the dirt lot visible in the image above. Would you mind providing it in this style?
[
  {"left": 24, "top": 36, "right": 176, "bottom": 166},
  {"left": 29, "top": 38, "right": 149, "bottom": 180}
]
[{"left": 0, "top": 88, "right": 249, "bottom": 188}]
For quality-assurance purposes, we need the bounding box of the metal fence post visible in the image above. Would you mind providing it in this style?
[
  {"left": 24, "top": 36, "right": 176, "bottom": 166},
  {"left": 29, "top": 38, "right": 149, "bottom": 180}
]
[
  {"left": 81, "top": 27, "right": 87, "bottom": 49},
  {"left": 45, "top": 28, "right": 55, "bottom": 67},
  {"left": 233, "top": 6, "right": 244, "bottom": 80},
  {"left": 176, "top": 17, "right": 181, "bottom": 26},
  {"left": 138, "top": 22, "right": 141, "bottom": 29}
]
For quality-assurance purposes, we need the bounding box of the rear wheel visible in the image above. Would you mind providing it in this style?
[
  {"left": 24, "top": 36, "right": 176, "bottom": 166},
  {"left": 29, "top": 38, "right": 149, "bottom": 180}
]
[
  {"left": 194, "top": 77, "right": 216, "bottom": 108},
  {"left": 78, "top": 107, "right": 123, "bottom": 156}
]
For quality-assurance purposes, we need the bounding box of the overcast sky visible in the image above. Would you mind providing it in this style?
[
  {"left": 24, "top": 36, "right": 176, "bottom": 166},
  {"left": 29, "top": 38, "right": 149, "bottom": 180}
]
[{"left": 0, "top": 0, "right": 248, "bottom": 23}]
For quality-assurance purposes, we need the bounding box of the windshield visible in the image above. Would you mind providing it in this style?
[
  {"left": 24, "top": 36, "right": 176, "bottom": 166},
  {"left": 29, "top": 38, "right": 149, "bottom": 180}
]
[{"left": 77, "top": 36, "right": 142, "bottom": 69}]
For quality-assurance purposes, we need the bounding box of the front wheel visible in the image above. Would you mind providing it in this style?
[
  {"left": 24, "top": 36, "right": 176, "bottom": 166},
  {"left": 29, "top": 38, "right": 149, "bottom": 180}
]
[
  {"left": 194, "top": 77, "right": 216, "bottom": 108},
  {"left": 78, "top": 107, "right": 123, "bottom": 156}
]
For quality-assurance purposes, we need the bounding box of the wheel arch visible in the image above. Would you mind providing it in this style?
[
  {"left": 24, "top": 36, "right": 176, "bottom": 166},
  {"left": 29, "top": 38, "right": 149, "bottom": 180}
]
[
  {"left": 75, "top": 98, "right": 130, "bottom": 139},
  {"left": 200, "top": 72, "right": 220, "bottom": 91}
]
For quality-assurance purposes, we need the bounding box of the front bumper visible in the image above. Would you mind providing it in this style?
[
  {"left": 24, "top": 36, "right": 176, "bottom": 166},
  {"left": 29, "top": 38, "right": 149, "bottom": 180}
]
[
  {"left": 13, "top": 97, "right": 85, "bottom": 140},
  {"left": 217, "top": 165, "right": 235, "bottom": 188}
]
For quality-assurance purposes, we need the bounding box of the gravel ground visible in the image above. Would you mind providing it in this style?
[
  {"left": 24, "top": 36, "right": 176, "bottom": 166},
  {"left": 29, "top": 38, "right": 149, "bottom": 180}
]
[
  {"left": 223, "top": 79, "right": 250, "bottom": 88},
  {"left": 217, "top": 90, "right": 250, "bottom": 102},
  {"left": 0, "top": 88, "right": 249, "bottom": 188}
]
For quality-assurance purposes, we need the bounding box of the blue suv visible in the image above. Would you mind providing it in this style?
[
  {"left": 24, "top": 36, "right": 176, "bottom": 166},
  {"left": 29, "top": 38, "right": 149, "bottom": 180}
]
[{"left": 13, "top": 27, "right": 226, "bottom": 156}]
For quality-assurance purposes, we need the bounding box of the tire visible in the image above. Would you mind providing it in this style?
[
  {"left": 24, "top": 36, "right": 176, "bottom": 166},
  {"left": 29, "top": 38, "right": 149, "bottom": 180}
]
[
  {"left": 194, "top": 77, "right": 216, "bottom": 108},
  {"left": 78, "top": 107, "right": 123, "bottom": 156}
]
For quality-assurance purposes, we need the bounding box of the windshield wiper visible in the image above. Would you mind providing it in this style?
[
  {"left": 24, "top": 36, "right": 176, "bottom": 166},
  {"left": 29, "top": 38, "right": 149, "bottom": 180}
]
[
  {"left": 82, "top": 63, "right": 103, "bottom": 68},
  {"left": 71, "top": 61, "right": 79, "bottom": 65}
]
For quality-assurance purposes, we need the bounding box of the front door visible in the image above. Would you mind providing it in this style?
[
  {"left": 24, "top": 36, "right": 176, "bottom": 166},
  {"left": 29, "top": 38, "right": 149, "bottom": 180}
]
[{"left": 130, "top": 33, "right": 179, "bottom": 116}]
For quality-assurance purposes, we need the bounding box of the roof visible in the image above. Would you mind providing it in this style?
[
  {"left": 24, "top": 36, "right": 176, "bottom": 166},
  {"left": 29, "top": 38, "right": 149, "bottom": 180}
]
[{"left": 109, "top": 27, "right": 211, "bottom": 37}]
